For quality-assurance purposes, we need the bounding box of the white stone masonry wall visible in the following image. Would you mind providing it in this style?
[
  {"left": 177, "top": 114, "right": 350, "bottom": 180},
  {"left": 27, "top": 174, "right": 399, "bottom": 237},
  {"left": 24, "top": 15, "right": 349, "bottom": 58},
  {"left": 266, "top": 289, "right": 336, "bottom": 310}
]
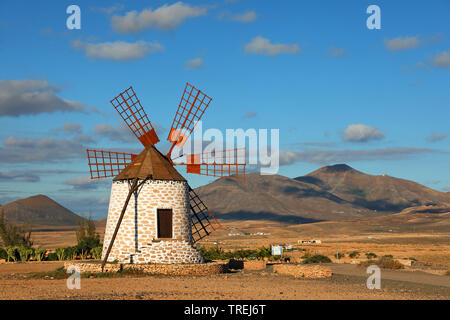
[{"left": 102, "top": 180, "right": 203, "bottom": 264}]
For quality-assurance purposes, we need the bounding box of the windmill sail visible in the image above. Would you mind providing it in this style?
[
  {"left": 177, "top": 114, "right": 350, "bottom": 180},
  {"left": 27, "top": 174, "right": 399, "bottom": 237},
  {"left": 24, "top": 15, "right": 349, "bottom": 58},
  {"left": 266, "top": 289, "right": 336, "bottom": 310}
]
[
  {"left": 111, "top": 86, "right": 160, "bottom": 147},
  {"left": 167, "top": 83, "right": 212, "bottom": 153},
  {"left": 189, "top": 187, "right": 221, "bottom": 243},
  {"left": 87, "top": 149, "right": 137, "bottom": 179},
  {"left": 177, "top": 148, "right": 246, "bottom": 180}
]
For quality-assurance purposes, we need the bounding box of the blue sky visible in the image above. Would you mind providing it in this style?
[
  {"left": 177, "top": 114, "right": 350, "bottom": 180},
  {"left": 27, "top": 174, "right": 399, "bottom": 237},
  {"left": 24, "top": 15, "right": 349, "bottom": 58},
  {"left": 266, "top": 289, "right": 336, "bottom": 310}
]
[{"left": 0, "top": 1, "right": 449, "bottom": 219}]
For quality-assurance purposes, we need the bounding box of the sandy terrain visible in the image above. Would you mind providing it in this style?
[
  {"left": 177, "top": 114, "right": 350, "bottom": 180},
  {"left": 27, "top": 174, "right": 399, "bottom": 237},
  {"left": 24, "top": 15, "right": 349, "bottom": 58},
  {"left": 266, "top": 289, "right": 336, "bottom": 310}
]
[
  {"left": 0, "top": 262, "right": 448, "bottom": 300},
  {"left": 1, "top": 218, "right": 447, "bottom": 300}
]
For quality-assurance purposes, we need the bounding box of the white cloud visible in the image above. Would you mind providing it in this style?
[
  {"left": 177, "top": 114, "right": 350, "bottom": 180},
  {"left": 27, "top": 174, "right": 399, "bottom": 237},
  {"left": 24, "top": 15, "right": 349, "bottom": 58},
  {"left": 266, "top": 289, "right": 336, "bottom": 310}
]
[
  {"left": 231, "top": 11, "right": 256, "bottom": 22},
  {"left": 0, "top": 80, "right": 87, "bottom": 117},
  {"left": 94, "top": 123, "right": 136, "bottom": 143},
  {"left": 62, "top": 123, "right": 82, "bottom": 134},
  {"left": 0, "top": 171, "right": 40, "bottom": 183},
  {"left": 63, "top": 176, "right": 107, "bottom": 191},
  {"left": 431, "top": 50, "right": 450, "bottom": 68},
  {"left": 427, "top": 132, "right": 447, "bottom": 143},
  {"left": 245, "top": 36, "right": 301, "bottom": 56},
  {"left": 327, "top": 46, "right": 346, "bottom": 57},
  {"left": 90, "top": 4, "right": 124, "bottom": 15},
  {"left": 72, "top": 40, "right": 163, "bottom": 61},
  {"left": 384, "top": 36, "right": 420, "bottom": 51},
  {"left": 111, "top": 2, "right": 207, "bottom": 33},
  {"left": 342, "top": 124, "right": 385, "bottom": 143},
  {"left": 185, "top": 57, "right": 203, "bottom": 70},
  {"left": 279, "top": 147, "right": 440, "bottom": 166},
  {"left": 242, "top": 111, "right": 257, "bottom": 119},
  {"left": 73, "top": 134, "right": 96, "bottom": 144},
  {"left": 0, "top": 136, "right": 85, "bottom": 163},
  {"left": 220, "top": 10, "right": 257, "bottom": 23}
]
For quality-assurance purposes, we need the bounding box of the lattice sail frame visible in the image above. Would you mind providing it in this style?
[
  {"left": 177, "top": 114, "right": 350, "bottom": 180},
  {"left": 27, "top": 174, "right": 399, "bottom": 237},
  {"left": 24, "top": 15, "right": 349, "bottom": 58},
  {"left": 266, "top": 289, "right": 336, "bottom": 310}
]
[
  {"left": 189, "top": 187, "right": 221, "bottom": 243},
  {"left": 178, "top": 148, "right": 246, "bottom": 180},
  {"left": 167, "top": 83, "right": 212, "bottom": 148},
  {"left": 111, "top": 86, "right": 160, "bottom": 147},
  {"left": 87, "top": 149, "right": 137, "bottom": 179}
]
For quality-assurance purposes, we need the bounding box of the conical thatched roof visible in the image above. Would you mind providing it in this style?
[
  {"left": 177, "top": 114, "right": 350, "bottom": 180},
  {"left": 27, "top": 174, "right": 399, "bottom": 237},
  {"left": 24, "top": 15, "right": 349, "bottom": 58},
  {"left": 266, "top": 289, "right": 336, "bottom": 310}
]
[{"left": 113, "top": 145, "right": 186, "bottom": 182}]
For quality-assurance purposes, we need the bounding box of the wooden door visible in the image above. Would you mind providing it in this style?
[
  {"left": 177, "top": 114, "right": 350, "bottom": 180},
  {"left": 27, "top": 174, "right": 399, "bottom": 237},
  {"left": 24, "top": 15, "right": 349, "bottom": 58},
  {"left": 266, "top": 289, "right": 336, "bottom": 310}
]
[{"left": 157, "top": 209, "right": 173, "bottom": 238}]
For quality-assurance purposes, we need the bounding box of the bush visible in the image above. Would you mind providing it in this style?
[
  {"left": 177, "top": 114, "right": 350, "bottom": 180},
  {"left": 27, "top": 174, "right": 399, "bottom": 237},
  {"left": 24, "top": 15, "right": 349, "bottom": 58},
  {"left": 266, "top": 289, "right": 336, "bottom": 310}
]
[
  {"left": 92, "top": 246, "right": 102, "bottom": 260},
  {"left": 5, "top": 246, "right": 19, "bottom": 262},
  {"left": 349, "top": 251, "right": 360, "bottom": 259},
  {"left": 0, "top": 247, "right": 7, "bottom": 260},
  {"left": 55, "top": 247, "right": 76, "bottom": 260},
  {"left": 76, "top": 237, "right": 101, "bottom": 258},
  {"left": 0, "top": 209, "right": 33, "bottom": 247},
  {"left": 17, "top": 246, "right": 34, "bottom": 261},
  {"left": 256, "top": 247, "right": 272, "bottom": 259},
  {"left": 366, "top": 252, "right": 377, "bottom": 259},
  {"left": 199, "top": 246, "right": 273, "bottom": 261},
  {"left": 335, "top": 253, "right": 345, "bottom": 259},
  {"left": 360, "top": 256, "right": 404, "bottom": 270},
  {"left": 34, "top": 248, "right": 46, "bottom": 261},
  {"left": 47, "top": 252, "right": 58, "bottom": 261},
  {"left": 55, "top": 247, "right": 66, "bottom": 261},
  {"left": 302, "top": 254, "right": 332, "bottom": 264}
]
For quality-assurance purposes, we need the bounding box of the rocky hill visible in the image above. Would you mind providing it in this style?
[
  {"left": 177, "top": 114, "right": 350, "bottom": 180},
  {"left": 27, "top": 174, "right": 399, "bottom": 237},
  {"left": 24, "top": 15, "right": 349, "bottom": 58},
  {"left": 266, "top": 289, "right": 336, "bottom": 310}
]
[
  {"left": 195, "top": 164, "right": 450, "bottom": 221},
  {"left": 0, "top": 195, "right": 84, "bottom": 227}
]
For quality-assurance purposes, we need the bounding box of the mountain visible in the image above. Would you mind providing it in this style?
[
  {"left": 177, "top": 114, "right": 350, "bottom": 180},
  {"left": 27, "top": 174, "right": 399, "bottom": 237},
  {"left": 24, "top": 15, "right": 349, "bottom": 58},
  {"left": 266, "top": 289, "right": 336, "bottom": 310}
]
[
  {"left": 195, "top": 164, "right": 450, "bottom": 222},
  {"left": 0, "top": 195, "right": 84, "bottom": 227},
  {"left": 296, "top": 164, "right": 450, "bottom": 212}
]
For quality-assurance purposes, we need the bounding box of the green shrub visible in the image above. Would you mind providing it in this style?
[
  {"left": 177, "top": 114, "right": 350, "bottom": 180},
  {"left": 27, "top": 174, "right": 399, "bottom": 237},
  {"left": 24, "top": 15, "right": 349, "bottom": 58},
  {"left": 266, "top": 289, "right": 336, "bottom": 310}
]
[
  {"left": 92, "top": 246, "right": 102, "bottom": 259},
  {"left": 335, "top": 253, "right": 345, "bottom": 259},
  {"left": 0, "top": 247, "right": 7, "bottom": 260},
  {"left": 47, "top": 252, "right": 58, "bottom": 261},
  {"left": 55, "top": 247, "right": 66, "bottom": 261},
  {"left": 75, "top": 237, "right": 101, "bottom": 258},
  {"left": 383, "top": 254, "right": 393, "bottom": 258},
  {"left": 5, "top": 246, "right": 19, "bottom": 262},
  {"left": 34, "top": 248, "right": 46, "bottom": 261},
  {"left": 75, "top": 216, "right": 100, "bottom": 258},
  {"left": 0, "top": 209, "right": 33, "bottom": 247},
  {"left": 55, "top": 247, "right": 76, "bottom": 260},
  {"left": 17, "top": 246, "right": 34, "bottom": 261},
  {"left": 349, "top": 251, "right": 360, "bottom": 259},
  {"left": 199, "top": 246, "right": 272, "bottom": 261},
  {"left": 256, "top": 246, "right": 272, "bottom": 259},
  {"left": 366, "top": 252, "right": 377, "bottom": 259},
  {"left": 302, "top": 254, "right": 332, "bottom": 264},
  {"left": 360, "top": 256, "right": 404, "bottom": 270},
  {"left": 65, "top": 247, "right": 76, "bottom": 260}
]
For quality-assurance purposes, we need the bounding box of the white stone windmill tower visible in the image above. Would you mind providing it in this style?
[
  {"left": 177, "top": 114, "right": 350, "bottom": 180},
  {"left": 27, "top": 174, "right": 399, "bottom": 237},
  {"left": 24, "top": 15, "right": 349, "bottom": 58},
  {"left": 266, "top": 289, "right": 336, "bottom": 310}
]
[{"left": 86, "top": 83, "right": 246, "bottom": 269}]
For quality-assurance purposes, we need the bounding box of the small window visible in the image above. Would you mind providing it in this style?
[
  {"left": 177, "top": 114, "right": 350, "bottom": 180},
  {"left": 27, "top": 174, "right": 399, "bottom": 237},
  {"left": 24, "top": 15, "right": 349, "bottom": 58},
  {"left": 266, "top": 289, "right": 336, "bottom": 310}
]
[{"left": 157, "top": 209, "right": 173, "bottom": 238}]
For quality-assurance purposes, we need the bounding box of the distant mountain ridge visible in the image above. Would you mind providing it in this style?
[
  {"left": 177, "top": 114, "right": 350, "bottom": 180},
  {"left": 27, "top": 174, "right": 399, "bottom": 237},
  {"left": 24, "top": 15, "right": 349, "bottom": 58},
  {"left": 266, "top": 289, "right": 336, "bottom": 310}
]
[
  {"left": 0, "top": 194, "right": 84, "bottom": 227},
  {"left": 2, "top": 165, "right": 449, "bottom": 226},
  {"left": 195, "top": 164, "right": 450, "bottom": 222}
]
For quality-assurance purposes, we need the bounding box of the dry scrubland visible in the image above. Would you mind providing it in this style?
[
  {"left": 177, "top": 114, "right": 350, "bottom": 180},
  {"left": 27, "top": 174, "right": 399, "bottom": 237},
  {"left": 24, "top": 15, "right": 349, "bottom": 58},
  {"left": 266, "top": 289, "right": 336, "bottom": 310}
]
[{"left": 1, "top": 219, "right": 449, "bottom": 300}]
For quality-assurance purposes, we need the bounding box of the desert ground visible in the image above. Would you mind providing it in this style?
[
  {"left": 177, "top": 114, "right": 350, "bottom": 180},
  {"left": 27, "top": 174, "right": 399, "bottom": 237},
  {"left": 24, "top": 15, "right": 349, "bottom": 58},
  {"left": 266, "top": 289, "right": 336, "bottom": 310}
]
[{"left": 0, "top": 218, "right": 449, "bottom": 300}]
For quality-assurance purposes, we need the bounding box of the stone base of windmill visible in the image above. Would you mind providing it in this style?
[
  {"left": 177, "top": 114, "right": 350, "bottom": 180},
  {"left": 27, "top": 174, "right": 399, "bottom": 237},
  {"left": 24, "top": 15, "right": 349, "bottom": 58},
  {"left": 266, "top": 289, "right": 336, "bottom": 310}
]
[{"left": 64, "top": 261, "right": 228, "bottom": 276}]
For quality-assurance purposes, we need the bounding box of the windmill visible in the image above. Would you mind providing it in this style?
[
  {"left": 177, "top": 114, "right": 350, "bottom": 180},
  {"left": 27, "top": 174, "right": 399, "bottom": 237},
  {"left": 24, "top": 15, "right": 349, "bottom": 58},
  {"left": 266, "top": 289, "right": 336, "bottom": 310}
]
[{"left": 87, "top": 83, "right": 246, "bottom": 269}]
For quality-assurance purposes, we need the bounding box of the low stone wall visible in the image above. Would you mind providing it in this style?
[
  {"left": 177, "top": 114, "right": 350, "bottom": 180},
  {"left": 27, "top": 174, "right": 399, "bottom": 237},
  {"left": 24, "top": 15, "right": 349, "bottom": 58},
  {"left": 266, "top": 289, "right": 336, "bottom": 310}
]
[
  {"left": 64, "top": 261, "right": 228, "bottom": 275},
  {"left": 273, "top": 264, "right": 332, "bottom": 279}
]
